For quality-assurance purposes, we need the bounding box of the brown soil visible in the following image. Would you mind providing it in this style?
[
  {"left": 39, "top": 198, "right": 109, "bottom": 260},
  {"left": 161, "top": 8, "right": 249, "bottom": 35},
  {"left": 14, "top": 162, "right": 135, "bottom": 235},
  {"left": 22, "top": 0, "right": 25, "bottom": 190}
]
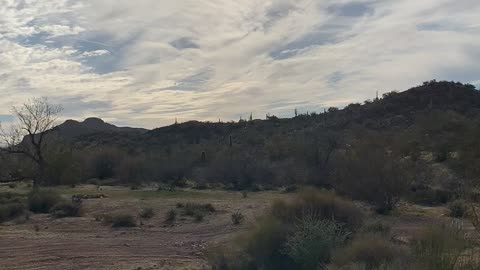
[
  {"left": 0, "top": 187, "right": 279, "bottom": 270},
  {"left": 1, "top": 186, "right": 477, "bottom": 270}
]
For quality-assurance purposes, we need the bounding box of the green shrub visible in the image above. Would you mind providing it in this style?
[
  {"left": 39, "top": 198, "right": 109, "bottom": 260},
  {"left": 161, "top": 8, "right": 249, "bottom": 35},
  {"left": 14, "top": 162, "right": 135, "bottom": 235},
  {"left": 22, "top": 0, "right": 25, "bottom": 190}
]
[
  {"left": 50, "top": 202, "right": 82, "bottom": 218},
  {"left": 285, "top": 216, "right": 349, "bottom": 269},
  {"left": 139, "top": 207, "right": 155, "bottom": 219},
  {"left": 333, "top": 234, "right": 401, "bottom": 270},
  {"left": 111, "top": 214, "right": 136, "bottom": 227},
  {"left": 448, "top": 199, "right": 467, "bottom": 218},
  {"left": 0, "top": 203, "right": 26, "bottom": 223},
  {"left": 27, "top": 189, "right": 63, "bottom": 213},
  {"left": 232, "top": 212, "right": 245, "bottom": 225}
]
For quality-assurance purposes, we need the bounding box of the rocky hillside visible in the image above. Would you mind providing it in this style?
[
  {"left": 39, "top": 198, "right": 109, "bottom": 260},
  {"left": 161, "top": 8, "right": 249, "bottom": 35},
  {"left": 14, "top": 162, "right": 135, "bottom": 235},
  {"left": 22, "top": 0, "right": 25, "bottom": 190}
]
[
  {"left": 53, "top": 117, "right": 147, "bottom": 140},
  {"left": 69, "top": 81, "right": 479, "bottom": 150}
]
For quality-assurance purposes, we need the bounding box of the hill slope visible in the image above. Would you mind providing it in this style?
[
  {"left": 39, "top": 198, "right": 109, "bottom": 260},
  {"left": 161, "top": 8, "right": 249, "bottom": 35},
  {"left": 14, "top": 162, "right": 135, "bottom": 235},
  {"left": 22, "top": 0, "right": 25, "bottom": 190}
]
[
  {"left": 54, "top": 117, "right": 147, "bottom": 140},
  {"left": 70, "top": 81, "right": 480, "bottom": 150}
]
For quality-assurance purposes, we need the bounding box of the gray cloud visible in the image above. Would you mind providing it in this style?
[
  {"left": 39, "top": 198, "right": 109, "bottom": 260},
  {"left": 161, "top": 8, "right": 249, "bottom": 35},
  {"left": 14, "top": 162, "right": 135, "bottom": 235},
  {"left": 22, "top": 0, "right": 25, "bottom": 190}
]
[
  {"left": 327, "top": 2, "right": 374, "bottom": 17},
  {"left": 170, "top": 37, "right": 199, "bottom": 50},
  {"left": 0, "top": 0, "right": 479, "bottom": 128}
]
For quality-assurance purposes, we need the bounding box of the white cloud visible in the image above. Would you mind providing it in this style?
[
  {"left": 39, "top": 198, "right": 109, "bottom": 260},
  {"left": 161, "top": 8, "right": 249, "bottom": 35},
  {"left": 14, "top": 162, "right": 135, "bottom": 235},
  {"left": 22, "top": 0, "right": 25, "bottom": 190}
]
[
  {"left": 0, "top": 0, "right": 479, "bottom": 128},
  {"left": 80, "top": 50, "right": 110, "bottom": 58},
  {"left": 38, "top": 25, "right": 85, "bottom": 37}
]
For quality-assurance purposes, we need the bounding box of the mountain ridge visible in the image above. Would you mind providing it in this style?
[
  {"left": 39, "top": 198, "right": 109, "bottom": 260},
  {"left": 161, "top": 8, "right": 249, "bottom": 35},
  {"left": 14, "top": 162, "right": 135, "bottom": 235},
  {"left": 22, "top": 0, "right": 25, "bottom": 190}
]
[{"left": 53, "top": 80, "right": 480, "bottom": 149}]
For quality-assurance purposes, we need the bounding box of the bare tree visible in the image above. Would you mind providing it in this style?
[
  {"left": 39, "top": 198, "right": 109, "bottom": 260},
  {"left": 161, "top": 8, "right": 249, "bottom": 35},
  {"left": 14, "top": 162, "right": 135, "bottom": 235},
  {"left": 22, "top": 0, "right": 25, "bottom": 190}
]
[{"left": 0, "top": 98, "right": 63, "bottom": 187}]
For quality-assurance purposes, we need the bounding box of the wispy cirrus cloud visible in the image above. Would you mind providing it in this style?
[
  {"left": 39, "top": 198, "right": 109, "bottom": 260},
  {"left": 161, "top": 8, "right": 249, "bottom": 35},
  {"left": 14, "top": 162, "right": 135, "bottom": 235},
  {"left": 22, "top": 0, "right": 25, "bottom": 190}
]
[{"left": 0, "top": 0, "right": 479, "bottom": 128}]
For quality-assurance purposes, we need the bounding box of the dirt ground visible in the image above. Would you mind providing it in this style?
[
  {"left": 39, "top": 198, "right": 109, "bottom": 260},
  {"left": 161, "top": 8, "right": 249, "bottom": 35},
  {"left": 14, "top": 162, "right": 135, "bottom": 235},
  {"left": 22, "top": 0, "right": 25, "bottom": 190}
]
[
  {"left": 0, "top": 185, "right": 286, "bottom": 270},
  {"left": 0, "top": 185, "right": 476, "bottom": 270}
]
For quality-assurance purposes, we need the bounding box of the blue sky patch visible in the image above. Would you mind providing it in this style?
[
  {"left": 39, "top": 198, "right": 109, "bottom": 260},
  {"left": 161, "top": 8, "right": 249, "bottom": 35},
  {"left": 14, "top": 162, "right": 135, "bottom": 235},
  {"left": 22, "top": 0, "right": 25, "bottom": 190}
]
[{"left": 327, "top": 2, "right": 374, "bottom": 17}]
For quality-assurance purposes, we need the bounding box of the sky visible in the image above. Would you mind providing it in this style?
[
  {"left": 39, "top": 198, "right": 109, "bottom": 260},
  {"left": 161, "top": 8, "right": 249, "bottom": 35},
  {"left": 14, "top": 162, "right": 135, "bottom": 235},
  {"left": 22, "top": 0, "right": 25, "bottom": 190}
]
[{"left": 1, "top": 0, "right": 479, "bottom": 128}]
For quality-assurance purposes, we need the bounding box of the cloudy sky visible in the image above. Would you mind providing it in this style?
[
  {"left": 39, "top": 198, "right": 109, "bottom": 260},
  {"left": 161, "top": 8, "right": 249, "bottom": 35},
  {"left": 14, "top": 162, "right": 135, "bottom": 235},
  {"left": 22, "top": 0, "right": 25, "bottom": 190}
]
[{"left": 1, "top": 0, "right": 479, "bottom": 128}]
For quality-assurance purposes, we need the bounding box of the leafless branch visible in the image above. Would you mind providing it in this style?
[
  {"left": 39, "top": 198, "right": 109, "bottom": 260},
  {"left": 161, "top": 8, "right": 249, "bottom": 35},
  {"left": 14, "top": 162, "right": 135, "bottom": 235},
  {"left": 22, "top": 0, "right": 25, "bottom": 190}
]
[{"left": 0, "top": 97, "right": 63, "bottom": 186}]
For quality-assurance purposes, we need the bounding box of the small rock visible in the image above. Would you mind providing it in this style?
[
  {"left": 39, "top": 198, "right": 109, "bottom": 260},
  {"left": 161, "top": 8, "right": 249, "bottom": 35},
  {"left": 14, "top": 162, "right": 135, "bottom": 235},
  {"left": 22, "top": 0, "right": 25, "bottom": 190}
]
[{"left": 391, "top": 235, "right": 410, "bottom": 245}]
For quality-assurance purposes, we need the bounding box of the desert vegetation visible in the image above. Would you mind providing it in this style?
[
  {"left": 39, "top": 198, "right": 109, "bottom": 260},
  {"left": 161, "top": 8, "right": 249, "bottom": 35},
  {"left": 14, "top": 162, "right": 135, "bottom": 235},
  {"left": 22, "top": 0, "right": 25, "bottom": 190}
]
[
  {"left": 1, "top": 81, "right": 480, "bottom": 269},
  {"left": 209, "top": 190, "right": 480, "bottom": 270}
]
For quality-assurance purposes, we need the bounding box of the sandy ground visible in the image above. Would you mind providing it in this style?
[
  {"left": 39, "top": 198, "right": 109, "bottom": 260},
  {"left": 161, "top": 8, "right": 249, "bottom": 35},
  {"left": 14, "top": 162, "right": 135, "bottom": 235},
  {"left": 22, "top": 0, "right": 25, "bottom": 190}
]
[
  {"left": 0, "top": 185, "right": 476, "bottom": 270},
  {"left": 0, "top": 186, "right": 280, "bottom": 270}
]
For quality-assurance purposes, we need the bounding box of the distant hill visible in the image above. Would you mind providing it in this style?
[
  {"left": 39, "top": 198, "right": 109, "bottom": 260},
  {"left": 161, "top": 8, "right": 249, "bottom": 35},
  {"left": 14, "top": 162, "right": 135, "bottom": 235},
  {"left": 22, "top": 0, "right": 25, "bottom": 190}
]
[
  {"left": 10, "top": 80, "right": 480, "bottom": 188},
  {"left": 68, "top": 80, "right": 479, "bottom": 150},
  {"left": 22, "top": 117, "right": 147, "bottom": 145},
  {"left": 53, "top": 117, "right": 147, "bottom": 139}
]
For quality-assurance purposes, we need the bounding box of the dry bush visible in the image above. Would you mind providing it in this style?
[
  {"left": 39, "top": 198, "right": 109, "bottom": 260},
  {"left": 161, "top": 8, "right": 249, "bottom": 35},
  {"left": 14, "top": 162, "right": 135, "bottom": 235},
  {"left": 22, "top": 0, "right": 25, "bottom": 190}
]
[
  {"left": 116, "top": 156, "right": 150, "bottom": 184},
  {"left": 207, "top": 246, "right": 253, "bottom": 270},
  {"left": 333, "top": 234, "right": 403, "bottom": 270},
  {"left": 139, "top": 207, "right": 154, "bottom": 219},
  {"left": 110, "top": 214, "right": 136, "bottom": 228},
  {"left": 0, "top": 192, "right": 28, "bottom": 223},
  {"left": 165, "top": 209, "right": 177, "bottom": 224},
  {"left": 359, "top": 221, "right": 391, "bottom": 237},
  {"left": 448, "top": 199, "right": 467, "bottom": 218},
  {"left": 194, "top": 212, "right": 205, "bottom": 223},
  {"left": 87, "top": 147, "right": 125, "bottom": 180},
  {"left": 411, "top": 223, "right": 475, "bottom": 270},
  {"left": 271, "top": 189, "right": 364, "bottom": 231},
  {"left": 240, "top": 216, "right": 292, "bottom": 269},
  {"left": 50, "top": 202, "right": 82, "bottom": 218},
  {"left": 333, "top": 139, "right": 412, "bottom": 214},
  {"left": 0, "top": 192, "right": 24, "bottom": 204},
  {"left": 182, "top": 202, "right": 216, "bottom": 216},
  {"left": 209, "top": 190, "right": 364, "bottom": 270},
  {"left": 232, "top": 212, "right": 245, "bottom": 225},
  {"left": 27, "top": 189, "right": 63, "bottom": 213},
  {"left": 285, "top": 215, "right": 349, "bottom": 269},
  {"left": 0, "top": 203, "right": 26, "bottom": 223},
  {"left": 408, "top": 185, "right": 453, "bottom": 206}
]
